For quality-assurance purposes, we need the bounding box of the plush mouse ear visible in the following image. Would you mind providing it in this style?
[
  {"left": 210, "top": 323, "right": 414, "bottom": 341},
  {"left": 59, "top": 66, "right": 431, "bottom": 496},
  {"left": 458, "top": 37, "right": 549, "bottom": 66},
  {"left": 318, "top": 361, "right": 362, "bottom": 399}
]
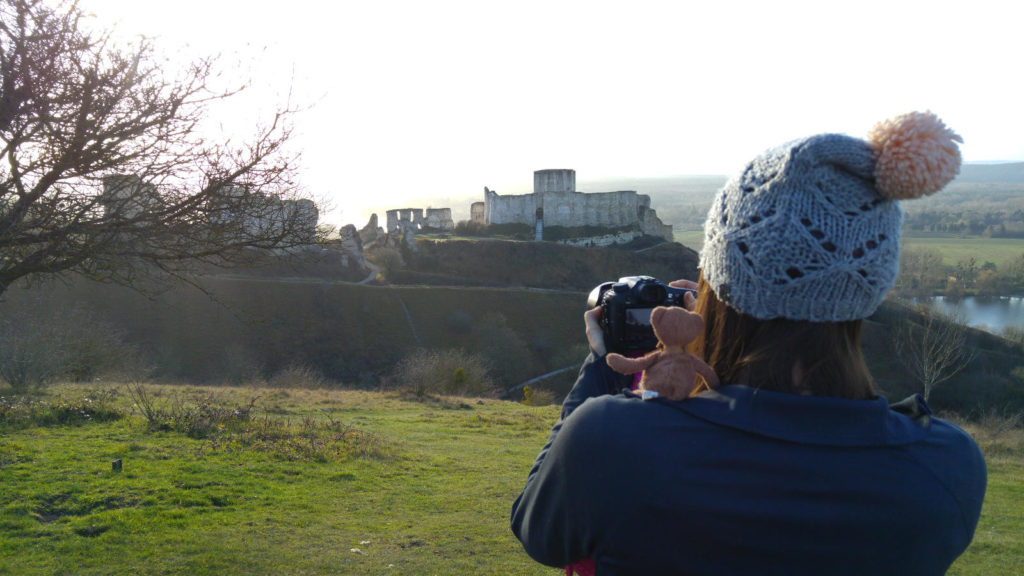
[{"left": 868, "top": 111, "right": 962, "bottom": 200}]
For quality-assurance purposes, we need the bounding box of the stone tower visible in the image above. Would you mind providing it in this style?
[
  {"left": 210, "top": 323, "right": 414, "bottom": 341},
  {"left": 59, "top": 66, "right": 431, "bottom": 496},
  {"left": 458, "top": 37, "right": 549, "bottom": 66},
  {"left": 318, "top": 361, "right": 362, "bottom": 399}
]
[{"left": 533, "top": 169, "right": 575, "bottom": 195}]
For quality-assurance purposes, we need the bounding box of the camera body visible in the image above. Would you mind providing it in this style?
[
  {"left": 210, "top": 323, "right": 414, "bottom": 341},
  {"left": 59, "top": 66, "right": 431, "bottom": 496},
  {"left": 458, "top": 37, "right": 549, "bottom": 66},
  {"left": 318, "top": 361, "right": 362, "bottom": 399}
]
[{"left": 587, "top": 276, "right": 696, "bottom": 353}]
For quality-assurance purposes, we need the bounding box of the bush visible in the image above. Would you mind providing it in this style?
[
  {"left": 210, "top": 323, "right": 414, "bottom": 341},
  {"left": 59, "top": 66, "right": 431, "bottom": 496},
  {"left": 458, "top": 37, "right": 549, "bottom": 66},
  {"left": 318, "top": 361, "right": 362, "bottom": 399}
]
[
  {"left": 126, "top": 382, "right": 257, "bottom": 438},
  {"left": 472, "top": 312, "right": 536, "bottom": 388},
  {"left": 944, "top": 408, "right": 1024, "bottom": 461},
  {"left": 0, "top": 389, "right": 123, "bottom": 429},
  {"left": 445, "top": 309, "right": 475, "bottom": 335},
  {"left": 0, "top": 299, "right": 136, "bottom": 393},
  {"left": 390, "top": 348, "right": 494, "bottom": 398},
  {"left": 222, "top": 344, "right": 263, "bottom": 385},
  {"left": 123, "top": 383, "right": 389, "bottom": 461},
  {"left": 480, "top": 223, "right": 533, "bottom": 240},
  {"left": 366, "top": 246, "right": 404, "bottom": 279},
  {"left": 520, "top": 385, "right": 557, "bottom": 406},
  {"left": 454, "top": 220, "right": 487, "bottom": 236},
  {"left": 267, "top": 364, "right": 328, "bottom": 389}
]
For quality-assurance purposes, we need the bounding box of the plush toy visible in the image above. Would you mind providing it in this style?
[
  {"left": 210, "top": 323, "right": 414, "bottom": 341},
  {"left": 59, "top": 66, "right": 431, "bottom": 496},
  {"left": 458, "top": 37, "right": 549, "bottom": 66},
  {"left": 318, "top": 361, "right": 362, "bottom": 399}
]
[{"left": 605, "top": 306, "right": 719, "bottom": 400}]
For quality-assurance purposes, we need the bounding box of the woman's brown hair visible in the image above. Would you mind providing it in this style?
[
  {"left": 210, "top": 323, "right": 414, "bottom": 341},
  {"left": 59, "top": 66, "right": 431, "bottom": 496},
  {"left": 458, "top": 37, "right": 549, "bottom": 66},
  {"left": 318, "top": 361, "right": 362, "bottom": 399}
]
[{"left": 688, "top": 275, "right": 875, "bottom": 400}]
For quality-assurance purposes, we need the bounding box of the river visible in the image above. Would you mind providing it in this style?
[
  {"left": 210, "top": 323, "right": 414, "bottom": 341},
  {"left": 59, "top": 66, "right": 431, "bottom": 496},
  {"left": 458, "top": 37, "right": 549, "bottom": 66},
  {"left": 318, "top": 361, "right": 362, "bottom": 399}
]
[{"left": 922, "top": 296, "right": 1024, "bottom": 333}]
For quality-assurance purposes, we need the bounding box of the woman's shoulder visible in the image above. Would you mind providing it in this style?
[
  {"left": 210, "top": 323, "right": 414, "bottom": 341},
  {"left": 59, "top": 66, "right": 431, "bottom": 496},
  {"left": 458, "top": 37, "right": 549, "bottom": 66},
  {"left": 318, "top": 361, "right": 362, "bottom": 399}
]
[{"left": 563, "top": 392, "right": 713, "bottom": 443}]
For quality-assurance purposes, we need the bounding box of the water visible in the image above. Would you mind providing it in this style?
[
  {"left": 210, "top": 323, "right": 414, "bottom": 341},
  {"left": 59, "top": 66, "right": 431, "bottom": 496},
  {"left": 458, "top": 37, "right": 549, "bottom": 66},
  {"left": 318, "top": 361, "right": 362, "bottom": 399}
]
[{"left": 923, "top": 296, "right": 1024, "bottom": 333}]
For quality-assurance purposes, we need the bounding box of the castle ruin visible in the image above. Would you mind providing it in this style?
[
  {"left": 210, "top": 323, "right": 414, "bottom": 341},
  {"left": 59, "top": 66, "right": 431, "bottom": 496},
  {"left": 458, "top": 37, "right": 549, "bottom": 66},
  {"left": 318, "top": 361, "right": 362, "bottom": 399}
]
[
  {"left": 100, "top": 175, "right": 319, "bottom": 246},
  {"left": 476, "top": 169, "right": 673, "bottom": 242},
  {"left": 385, "top": 207, "right": 455, "bottom": 234}
]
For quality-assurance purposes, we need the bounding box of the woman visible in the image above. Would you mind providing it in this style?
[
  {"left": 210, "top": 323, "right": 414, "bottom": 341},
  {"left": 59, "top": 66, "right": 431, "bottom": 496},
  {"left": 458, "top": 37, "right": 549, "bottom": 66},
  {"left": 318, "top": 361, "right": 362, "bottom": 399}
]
[{"left": 510, "top": 112, "right": 986, "bottom": 576}]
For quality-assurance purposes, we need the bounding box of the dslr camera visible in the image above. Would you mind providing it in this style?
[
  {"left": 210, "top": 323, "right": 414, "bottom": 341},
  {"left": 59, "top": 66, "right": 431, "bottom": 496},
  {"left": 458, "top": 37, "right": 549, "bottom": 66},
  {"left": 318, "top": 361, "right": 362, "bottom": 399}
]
[{"left": 587, "top": 276, "right": 696, "bottom": 353}]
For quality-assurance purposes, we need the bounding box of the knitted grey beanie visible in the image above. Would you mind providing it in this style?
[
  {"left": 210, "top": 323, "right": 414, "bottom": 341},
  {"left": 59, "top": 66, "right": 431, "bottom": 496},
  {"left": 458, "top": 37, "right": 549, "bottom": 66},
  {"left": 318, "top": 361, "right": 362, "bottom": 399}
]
[{"left": 700, "top": 111, "right": 962, "bottom": 322}]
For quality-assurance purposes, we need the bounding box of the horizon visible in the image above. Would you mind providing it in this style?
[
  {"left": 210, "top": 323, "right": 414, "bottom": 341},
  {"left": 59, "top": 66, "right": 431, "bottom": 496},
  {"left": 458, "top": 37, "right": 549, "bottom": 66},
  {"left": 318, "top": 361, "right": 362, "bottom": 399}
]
[{"left": 341, "top": 161, "right": 1024, "bottom": 230}]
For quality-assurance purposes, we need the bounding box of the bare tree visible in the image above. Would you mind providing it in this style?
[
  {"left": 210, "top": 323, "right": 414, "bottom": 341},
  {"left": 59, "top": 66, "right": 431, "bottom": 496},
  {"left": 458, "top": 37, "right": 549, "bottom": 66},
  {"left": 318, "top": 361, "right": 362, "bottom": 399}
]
[
  {"left": 0, "top": 0, "right": 317, "bottom": 297},
  {"left": 895, "top": 247, "right": 946, "bottom": 298},
  {"left": 894, "top": 304, "right": 977, "bottom": 402}
]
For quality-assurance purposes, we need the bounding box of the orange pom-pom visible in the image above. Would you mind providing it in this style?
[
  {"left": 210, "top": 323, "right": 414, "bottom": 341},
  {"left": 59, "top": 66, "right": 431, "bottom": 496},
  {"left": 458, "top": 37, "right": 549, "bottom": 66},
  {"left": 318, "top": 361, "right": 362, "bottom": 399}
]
[{"left": 867, "top": 111, "right": 962, "bottom": 200}]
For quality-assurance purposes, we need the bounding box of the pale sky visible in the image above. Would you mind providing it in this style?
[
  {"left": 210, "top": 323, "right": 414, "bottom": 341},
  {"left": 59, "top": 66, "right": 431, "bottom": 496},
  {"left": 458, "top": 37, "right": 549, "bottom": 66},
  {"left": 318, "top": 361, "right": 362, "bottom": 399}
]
[{"left": 80, "top": 0, "right": 1024, "bottom": 227}]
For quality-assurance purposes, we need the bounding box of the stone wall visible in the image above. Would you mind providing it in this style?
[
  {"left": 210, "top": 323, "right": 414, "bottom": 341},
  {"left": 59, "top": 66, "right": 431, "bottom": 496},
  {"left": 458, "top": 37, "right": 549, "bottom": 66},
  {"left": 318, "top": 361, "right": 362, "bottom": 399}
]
[
  {"left": 386, "top": 207, "right": 454, "bottom": 233},
  {"left": 481, "top": 170, "right": 672, "bottom": 242},
  {"left": 483, "top": 186, "right": 671, "bottom": 240},
  {"left": 101, "top": 175, "right": 159, "bottom": 219},
  {"left": 470, "top": 202, "right": 486, "bottom": 224},
  {"left": 386, "top": 208, "right": 423, "bottom": 234},
  {"left": 541, "top": 190, "right": 646, "bottom": 227},
  {"left": 557, "top": 230, "right": 643, "bottom": 248},
  {"left": 102, "top": 175, "right": 318, "bottom": 245},
  {"left": 212, "top": 191, "right": 318, "bottom": 245},
  {"left": 424, "top": 208, "right": 455, "bottom": 230},
  {"left": 484, "top": 187, "right": 537, "bottom": 225},
  {"left": 639, "top": 206, "right": 674, "bottom": 240}
]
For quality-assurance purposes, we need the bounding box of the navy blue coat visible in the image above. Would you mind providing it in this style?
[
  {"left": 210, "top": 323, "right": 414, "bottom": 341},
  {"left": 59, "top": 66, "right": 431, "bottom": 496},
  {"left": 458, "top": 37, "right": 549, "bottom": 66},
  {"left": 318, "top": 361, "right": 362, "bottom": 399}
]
[{"left": 511, "top": 353, "right": 987, "bottom": 576}]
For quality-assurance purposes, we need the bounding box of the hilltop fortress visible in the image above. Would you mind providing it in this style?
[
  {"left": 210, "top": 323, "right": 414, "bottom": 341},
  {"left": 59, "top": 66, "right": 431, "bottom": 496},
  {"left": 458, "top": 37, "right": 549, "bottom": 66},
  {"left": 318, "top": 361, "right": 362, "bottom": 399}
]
[
  {"left": 471, "top": 169, "right": 673, "bottom": 243},
  {"left": 363, "top": 169, "right": 674, "bottom": 249}
]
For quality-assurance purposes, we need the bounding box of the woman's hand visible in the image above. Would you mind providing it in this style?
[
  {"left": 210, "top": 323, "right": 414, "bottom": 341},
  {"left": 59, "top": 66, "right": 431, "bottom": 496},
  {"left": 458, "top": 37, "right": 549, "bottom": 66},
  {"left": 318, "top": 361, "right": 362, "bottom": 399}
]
[
  {"left": 669, "top": 278, "right": 698, "bottom": 311},
  {"left": 584, "top": 307, "right": 607, "bottom": 357}
]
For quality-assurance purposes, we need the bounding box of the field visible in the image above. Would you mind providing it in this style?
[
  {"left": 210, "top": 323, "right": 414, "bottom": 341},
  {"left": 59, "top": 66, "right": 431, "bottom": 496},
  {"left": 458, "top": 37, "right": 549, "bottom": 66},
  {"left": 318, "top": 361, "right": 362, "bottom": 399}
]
[
  {"left": 673, "top": 229, "right": 705, "bottom": 252},
  {"left": 901, "top": 234, "right": 1024, "bottom": 268},
  {"left": 2, "top": 383, "right": 1021, "bottom": 575}
]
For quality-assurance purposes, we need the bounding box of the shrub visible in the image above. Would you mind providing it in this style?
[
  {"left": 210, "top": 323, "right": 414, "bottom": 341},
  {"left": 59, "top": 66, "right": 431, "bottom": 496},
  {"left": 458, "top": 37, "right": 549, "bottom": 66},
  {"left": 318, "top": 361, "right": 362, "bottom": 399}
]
[
  {"left": 0, "top": 310, "right": 71, "bottom": 393},
  {"left": 222, "top": 344, "right": 263, "bottom": 385},
  {"left": 445, "top": 309, "right": 475, "bottom": 335},
  {"left": 123, "top": 383, "right": 389, "bottom": 461},
  {"left": 390, "top": 348, "right": 494, "bottom": 398},
  {"left": 454, "top": 220, "right": 487, "bottom": 236},
  {"left": 481, "top": 223, "right": 533, "bottom": 240},
  {"left": 367, "top": 246, "right": 405, "bottom": 279},
  {"left": 208, "top": 412, "right": 392, "bottom": 462},
  {"left": 267, "top": 364, "right": 328, "bottom": 389},
  {"left": 520, "top": 385, "right": 557, "bottom": 406},
  {"left": 472, "top": 312, "right": 536, "bottom": 388},
  {"left": 0, "top": 389, "right": 123, "bottom": 429},
  {"left": 944, "top": 408, "right": 1024, "bottom": 461},
  {"left": 126, "top": 382, "right": 257, "bottom": 438},
  {"left": 0, "top": 300, "right": 136, "bottom": 393}
]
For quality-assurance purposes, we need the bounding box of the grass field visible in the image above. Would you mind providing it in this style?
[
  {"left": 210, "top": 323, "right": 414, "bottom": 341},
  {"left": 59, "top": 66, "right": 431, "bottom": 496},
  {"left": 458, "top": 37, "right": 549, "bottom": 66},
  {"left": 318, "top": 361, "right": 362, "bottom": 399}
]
[
  {"left": 674, "top": 229, "right": 704, "bottom": 252},
  {"left": 1, "top": 383, "right": 1021, "bottom": 575},
  {"left": 901, "top": 234, "right": 1024, "bottom": 268}
]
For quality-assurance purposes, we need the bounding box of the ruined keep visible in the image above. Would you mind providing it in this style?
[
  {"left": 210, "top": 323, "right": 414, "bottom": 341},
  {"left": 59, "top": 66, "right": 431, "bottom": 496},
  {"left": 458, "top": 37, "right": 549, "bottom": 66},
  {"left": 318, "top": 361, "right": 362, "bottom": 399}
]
[
  {"left": 100, "top": 175, "right": 160, "bottom": 219},
  {"left": 482, "top": 169, "right": 673, "bottom": 241},
  {"left": 206, "top": 186, "right": 319, "bottom": 245},
  {"left": 385, "top": 208, "right": 455, "bottom": 234}
]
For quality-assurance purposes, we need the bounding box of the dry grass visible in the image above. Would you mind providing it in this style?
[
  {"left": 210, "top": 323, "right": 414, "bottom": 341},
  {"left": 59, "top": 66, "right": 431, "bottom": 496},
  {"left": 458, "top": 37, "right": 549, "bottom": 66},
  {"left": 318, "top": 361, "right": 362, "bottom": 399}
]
[{"left": 944, "top": 409, "right": 1024, "bottom": 462}]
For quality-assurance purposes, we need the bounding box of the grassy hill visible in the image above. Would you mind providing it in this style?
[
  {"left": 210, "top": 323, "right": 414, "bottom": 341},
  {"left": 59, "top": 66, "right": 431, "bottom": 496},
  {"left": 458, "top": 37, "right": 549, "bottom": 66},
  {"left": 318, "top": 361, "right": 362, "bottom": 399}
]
[
  {"left": 8, "top": 275, "right": 588, "bottom": 393},
  {"left": 4, "top": 236, "right": 1023, "bottom": 412},
  {"left": 392, "top": 237, "right": 699, "bottom": 290},
  {"left": 1, "top": 382, "right": 1020, "bottom": 575},
  {"left": 3, "top": 237, "right": 1023, "bottom": 575}
]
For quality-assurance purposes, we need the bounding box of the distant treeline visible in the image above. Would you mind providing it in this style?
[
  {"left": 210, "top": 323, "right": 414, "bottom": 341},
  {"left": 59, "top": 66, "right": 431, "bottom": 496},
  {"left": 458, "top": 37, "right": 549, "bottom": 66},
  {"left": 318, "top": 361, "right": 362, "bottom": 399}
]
[
  {"left": 904, "top": 208, "right": 1024, "bottom": 238},
  {"left": 896, "top": 248, "right": 1024, "bottom": 299}
]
